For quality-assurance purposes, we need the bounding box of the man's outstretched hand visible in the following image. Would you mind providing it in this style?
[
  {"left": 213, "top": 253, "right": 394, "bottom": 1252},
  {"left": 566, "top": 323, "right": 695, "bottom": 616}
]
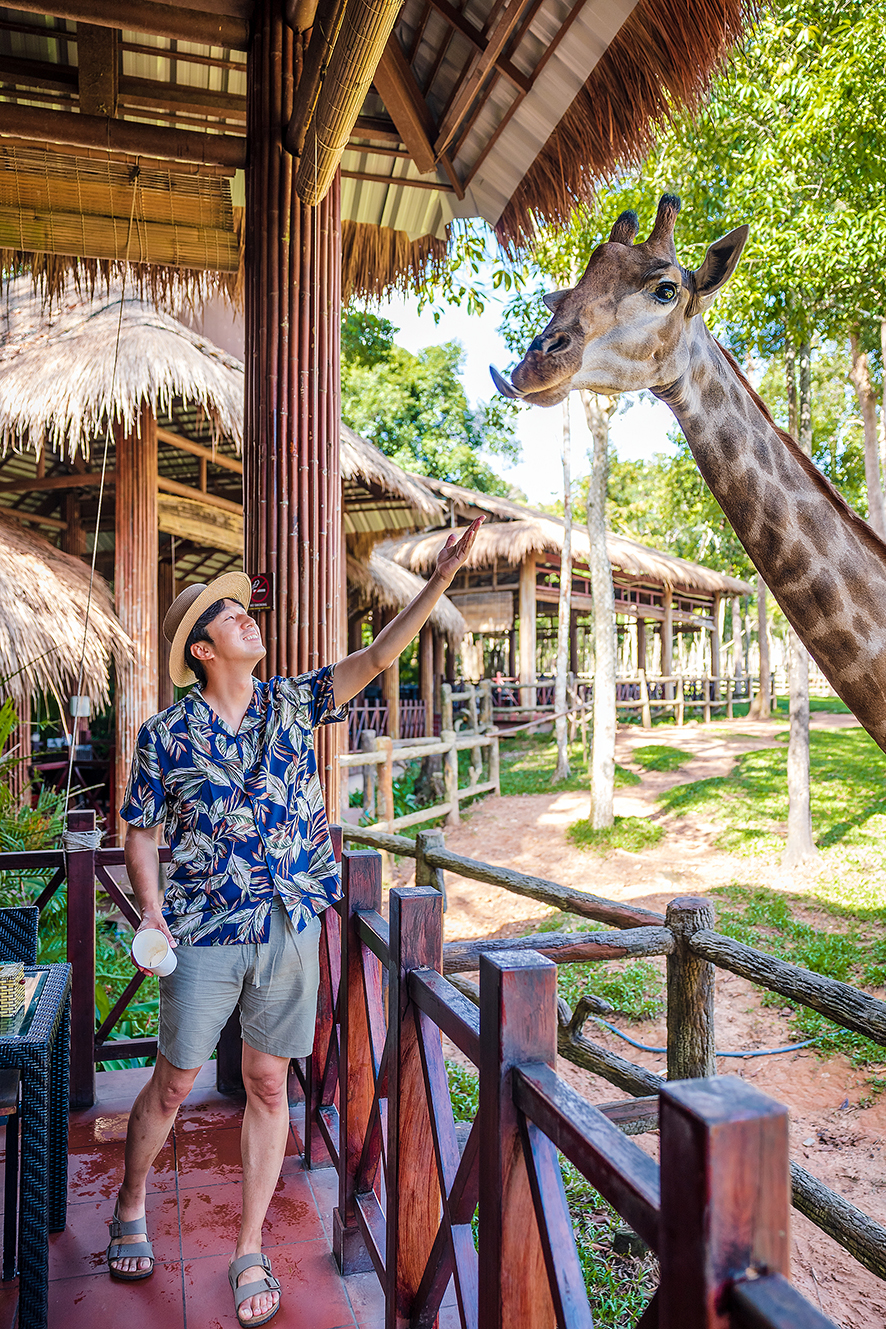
[{"left": 434, "top": 517, "right": 485, "bottom": 587}]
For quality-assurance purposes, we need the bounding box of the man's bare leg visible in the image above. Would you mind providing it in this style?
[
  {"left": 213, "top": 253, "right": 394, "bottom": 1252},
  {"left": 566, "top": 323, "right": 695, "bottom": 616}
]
[
  {"left": 110, "top": 1053, "right": 202, "bottom": 1275},
  {"left": 233, "top": 1043, "right": 291, "bottom": 1322}
]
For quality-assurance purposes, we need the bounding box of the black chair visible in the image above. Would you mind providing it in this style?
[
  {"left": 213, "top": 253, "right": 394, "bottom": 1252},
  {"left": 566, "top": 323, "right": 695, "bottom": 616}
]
[
  {"left": 0, "top": 905, "right": 38, "bottom": 1281},
  {"left": 0, "top": 907, "right": 38, "bottom": 966}
]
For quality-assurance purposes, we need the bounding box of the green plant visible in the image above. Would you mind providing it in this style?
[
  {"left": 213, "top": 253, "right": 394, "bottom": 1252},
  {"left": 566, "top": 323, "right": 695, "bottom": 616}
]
[
  {"left": 567, "top": 817, "right": 664, "bottom": 854},
  {"left": 630, "top": 745, "right": 691, "bottom": 773}
]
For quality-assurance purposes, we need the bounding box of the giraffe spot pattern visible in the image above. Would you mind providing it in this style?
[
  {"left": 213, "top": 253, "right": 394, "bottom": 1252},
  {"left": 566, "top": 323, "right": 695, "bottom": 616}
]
[
  {"left": 807, "top": 571, "right": 842, "bottom": 619},
  {"left": 779, "top": 540, "right": 811, "bottom": 585},
  {"left": 815, "top": 627, "right": 860, "bottom": 672}
]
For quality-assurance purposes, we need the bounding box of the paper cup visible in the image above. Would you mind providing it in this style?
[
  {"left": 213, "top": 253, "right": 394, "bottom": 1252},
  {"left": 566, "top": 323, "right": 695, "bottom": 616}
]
[{"left": 132, "top": 928, "right": 177, "bottom": 977}]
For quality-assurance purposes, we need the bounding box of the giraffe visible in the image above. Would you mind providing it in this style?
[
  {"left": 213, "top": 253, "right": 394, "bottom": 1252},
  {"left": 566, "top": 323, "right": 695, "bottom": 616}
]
[{"left": 491, "top": 195, "right": 886, "bottom": 753}]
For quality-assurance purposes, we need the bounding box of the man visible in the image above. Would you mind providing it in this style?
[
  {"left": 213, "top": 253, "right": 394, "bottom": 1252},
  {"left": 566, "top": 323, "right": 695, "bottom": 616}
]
[{"left": 107, "top": 518, "right": 481, "bottom": 1325}]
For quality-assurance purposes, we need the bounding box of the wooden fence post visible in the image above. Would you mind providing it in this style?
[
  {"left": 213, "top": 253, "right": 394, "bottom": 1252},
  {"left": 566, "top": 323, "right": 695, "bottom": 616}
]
[
  {"left": 387, "top": 886, "right": 444, "bottom": 1328},
  {"left": 415, "top": 828, "right": 447, "bottom": 910},
  {"left": 333, "top": 847, "right": 383, "bottom": 1274},
  {"left": 658, "top": 1076, "right": 790, "bottom": 1329},
  {"left": 703, "top": 673, "right": 711, "bottom": 724},
  {"left": 304, "top": 824, "right": 342, "bottom": 1169},
  {"left": 676, "top": 676, "right": 685, "bottom": 726},
  {"left": 666, "top": 897, "right": 716, "bottom": 1081},
  {"left": 441, "top": 682, "right": 453, "bottom": 733},
  {"left": 479, "top": 678, "right": 493, "bottom": 729},
  {"left": 442, "top": 729, "right": 460, "bottom": 827},
  {"left": 378, "top": 735, "right": 394, "bottom": 829},
  {"left": 726, "top": 676, "right": 733, "bottom": 720},
  {"left": 489, "top": 731, "right": 501, "bottom": 796},
  {"left": 66, "top": 809, "right": 97, "bottom": 1109},
  {"left": 360, "top": 729, "right": 377, "bottom": 821},
  {"left": 639, "top": 670, "right": 652, "bottom": 730},
  {"left": 478, "top": 949, "right": 558, "bottom": 1329}
]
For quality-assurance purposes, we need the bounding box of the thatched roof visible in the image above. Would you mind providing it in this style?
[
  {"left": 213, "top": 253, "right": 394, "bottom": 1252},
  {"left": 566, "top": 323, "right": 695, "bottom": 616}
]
[
  {"left": 0, "top": 277, "right": 243, "bottom": 460},
  {"left": 341, "top": 426, "right": 444, "bottom": 527},
  {"left": 348, "top": 548, "right": 466, "bottom": 641},
  {"left": 384, "top": 517, "right": 752, "bottom": 597},
  {"left": 0, "top": 512, "right": 133, "bottom": 714}
]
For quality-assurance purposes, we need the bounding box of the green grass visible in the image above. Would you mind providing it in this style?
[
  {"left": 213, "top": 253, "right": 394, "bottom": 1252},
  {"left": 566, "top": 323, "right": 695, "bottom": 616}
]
[
  {"left": 657, "top": 726, "right": 886, "bottom": 863},
  {"left": 630, "top": 745, "right": 692, "bottom": 773},
  {"left": 498, "top": 734, "right": 639, "bottom": 795},
  {"left": 445, "top": 1059, "right": 657, "bottom": 1324},
  {"left": 567, "top": 816, "right": 664, "bottom": 854}
]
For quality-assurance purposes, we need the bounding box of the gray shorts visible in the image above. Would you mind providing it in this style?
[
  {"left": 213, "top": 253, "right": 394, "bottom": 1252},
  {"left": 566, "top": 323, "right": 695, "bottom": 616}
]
[{"left": 158, "top": 899, "right": 322, "bottom": 1069}]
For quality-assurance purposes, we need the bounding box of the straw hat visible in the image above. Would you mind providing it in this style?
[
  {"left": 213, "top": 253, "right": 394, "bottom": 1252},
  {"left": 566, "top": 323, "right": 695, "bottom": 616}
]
[{"left": 163, "top": 571, "right": 253, "bottom": 687}]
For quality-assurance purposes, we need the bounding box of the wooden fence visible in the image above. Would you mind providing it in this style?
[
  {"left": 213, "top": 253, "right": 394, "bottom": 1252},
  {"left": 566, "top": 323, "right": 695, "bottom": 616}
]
[
  {"left": 297, "top": 840, "right": 844, "bottom": 1327},
  {"left": 341, "top": 823, "right": 886, "bottom": 1291},
  {"left": 339, "top": 729, "right": 500, "bottom": 833}
]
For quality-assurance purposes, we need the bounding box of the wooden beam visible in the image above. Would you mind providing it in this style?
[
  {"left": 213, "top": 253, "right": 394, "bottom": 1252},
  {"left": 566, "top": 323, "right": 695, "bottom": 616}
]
[
  {"left": 0, "top": 504, "right": 67, "bottom": 530},
  {"left": 157, "top": 474, "right": 242, "bottom": 514},
  {"left": 120, "top": 74, "right": 246, "bottom": 118},
  {"left": 77, "top": 24, "right": 118, "bottom": 117},
  {"left": 157, "top": 492, "right": 242, "bottom": 554},
  {"left": 340, "top": 169, "right": 452, "bottom": 192},
  {"left": 352, "top": 115, "right": 401, "bottom": 143},
  {"left": 7, "top": 2, "right": 248, "bottom": 50},
  {"left": 372, "top": 34, "right": 438, "bottom": 175},
  {"left": 434, "top": 0, "right": 527, "bottom": 156},
  {"left": 157, "top": 427, "right": 243, "bottom": 474},
  {"left": 0, "top": 100, "right": 246, "bottom": 167},
  {"left": 0, "top": 471, "right": 106, "bottom": 495},
  {"left": 425, "top": 0, "right": 530, "bottom": 93}
]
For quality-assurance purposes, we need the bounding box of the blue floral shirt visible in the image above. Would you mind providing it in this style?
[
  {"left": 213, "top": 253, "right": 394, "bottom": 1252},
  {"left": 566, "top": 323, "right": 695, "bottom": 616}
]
[{"left": 120, "top": 667, "right": 347, "bottom": 945}]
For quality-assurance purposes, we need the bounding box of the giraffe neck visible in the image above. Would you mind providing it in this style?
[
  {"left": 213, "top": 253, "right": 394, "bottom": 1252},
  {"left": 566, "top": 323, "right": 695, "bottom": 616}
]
[{"left": 654, "top": 321, "right": 886, "bottom": 752}]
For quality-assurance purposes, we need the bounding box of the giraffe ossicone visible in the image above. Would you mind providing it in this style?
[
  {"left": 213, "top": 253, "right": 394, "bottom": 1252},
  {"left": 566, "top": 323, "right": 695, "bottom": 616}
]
[{"left": 492, "top": 195, "right": 886, "bottom": 752}]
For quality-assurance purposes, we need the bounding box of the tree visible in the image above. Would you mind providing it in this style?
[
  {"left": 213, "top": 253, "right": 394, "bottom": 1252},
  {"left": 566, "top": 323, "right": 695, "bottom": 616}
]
[
  {"left": 553, "top": 400, "right": 573, "bottom": 783},
  {"left": 582, "top": 391, "right": 618, "bottom": 829},
  {"left": 341, "top": 311, "right": 520, "bottom": 493}
]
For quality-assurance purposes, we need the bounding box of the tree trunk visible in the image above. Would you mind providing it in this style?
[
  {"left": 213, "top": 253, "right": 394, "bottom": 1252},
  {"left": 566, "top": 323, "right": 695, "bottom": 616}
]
[
  {"left": 879, "top": 318, "right": 886, "bottom": 492},
  {"left": 580, "top": 390, "right": 617, "bottom": 829},
  {"left": 748, "top": 574, "right": 771, "bottom": 719},
  {"left": 553, "top": 400, "right": 573, "bottom": 783},
  {"left": 849, "top": 331, "right": 886, "bottom": 539},
  {"left": 783, "top": 338, "right": 817, "bottom": 864}
]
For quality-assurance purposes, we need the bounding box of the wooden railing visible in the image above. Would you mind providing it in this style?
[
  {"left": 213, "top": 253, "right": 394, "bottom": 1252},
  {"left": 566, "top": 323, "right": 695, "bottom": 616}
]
[
  {"left": 340, "top": 824, "right": 886, "bottom": 1289},
  {"left": 297, "top": 840, "right": 842, "bottom": 1327}
]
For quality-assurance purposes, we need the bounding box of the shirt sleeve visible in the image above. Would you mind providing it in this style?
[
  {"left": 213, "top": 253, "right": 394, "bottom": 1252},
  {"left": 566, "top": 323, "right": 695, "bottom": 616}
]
[{"left": 119, "top": 722, "right": 167, "bottom": 827}]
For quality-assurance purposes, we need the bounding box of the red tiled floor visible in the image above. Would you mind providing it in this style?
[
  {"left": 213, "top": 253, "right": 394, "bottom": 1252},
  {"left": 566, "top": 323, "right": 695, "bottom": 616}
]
[
  {"left": 183, "top": 1244, "right": 356, "bottom": 1329},
  {"left": 43, "top": 1066, "right": 384, "bottom": 1328}
]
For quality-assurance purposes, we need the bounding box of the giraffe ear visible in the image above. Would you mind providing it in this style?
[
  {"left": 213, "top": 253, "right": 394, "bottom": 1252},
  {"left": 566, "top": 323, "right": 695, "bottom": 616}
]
[
  {"left": 542, "top": 289, "right": 570, "bottom": 313},
  {"left": 688, "top": 225, "right": 749, "bottom": 314}
]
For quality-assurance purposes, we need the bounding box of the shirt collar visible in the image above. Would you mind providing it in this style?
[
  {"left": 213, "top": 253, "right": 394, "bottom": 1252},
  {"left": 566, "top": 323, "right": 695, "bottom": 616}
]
[{"left": 186, "top": 679, "right": 264, "bottom": 736}]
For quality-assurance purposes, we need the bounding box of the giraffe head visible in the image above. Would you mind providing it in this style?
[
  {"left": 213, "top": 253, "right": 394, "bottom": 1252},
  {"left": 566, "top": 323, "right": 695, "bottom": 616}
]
[{"left": 491, "top": 195, "right": 749, "bottom": 406}]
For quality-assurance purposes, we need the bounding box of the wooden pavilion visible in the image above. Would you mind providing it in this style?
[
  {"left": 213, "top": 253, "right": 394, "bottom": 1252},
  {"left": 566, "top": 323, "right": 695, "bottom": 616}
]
[
  {"left": 0, "top": 0, "right": 749, "bottom": 819},
  {"left": 0, "top": 279, "right": 463, "bottom": 816},
  {"left": 384, "top": 480, "right": 753, "bottom": 694}
]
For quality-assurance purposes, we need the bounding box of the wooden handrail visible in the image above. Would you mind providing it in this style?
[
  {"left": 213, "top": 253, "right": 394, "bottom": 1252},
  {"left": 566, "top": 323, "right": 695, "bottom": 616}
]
[
  {"left": 690, "top": 928, "right": 886, "bottom": 1046},
  {"left": 442, "top": 925, "right": 674, "bottom": 974}
]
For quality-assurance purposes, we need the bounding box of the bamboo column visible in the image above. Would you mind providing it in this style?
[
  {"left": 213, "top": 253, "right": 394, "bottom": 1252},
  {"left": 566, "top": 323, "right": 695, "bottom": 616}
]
[
  {"left": 114, "top": 404, "right": 158, "bottom": 835},
  {"left": 419, "top": 623, "right": 434, "bottom": 737},
  {"left": 662, "top": 586, "right": 674, "bottom": 699},
  {"left": 519, "top": 555, "right": 536, "bottom": 707},
  {"left": 244, "top": 0, "right": 344, "bottom": 814},
  {"left": 157, "top": 559, "right": 176, "bottom": 712}
]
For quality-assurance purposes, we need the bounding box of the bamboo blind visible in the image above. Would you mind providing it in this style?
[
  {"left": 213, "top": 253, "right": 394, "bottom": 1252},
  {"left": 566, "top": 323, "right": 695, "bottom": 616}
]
[{"left": 0, "top": 147, "right": 239, "bottom": 272}]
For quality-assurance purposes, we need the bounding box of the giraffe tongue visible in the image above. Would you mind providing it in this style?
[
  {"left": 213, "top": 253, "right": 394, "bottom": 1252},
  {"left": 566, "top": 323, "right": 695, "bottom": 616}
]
[{"left": 489, "top": 365, "right": 524, "bottom": 399}]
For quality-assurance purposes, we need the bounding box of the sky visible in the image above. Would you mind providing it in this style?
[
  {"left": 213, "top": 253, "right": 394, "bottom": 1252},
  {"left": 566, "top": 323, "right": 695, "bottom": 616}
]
[{"left": 375, "top": 284, "right": 679, "bottom": 506}]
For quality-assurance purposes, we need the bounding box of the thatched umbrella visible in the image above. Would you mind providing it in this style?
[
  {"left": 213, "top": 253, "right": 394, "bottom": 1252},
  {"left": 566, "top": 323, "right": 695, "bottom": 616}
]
[
  {"left": 340, "top": 425, "right": 444, "bottom": 550},
  {"left": 0, "top": 512, "right": 132, "bottom": 715},
  {"left": 0, "top": 277, "right": 242, "bottom": 460},
  {"left": 347, "top": 549, "right": 466, "bottom": 642}
]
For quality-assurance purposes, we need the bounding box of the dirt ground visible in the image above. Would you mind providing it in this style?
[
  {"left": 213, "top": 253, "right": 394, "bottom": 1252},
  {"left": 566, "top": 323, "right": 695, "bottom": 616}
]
[{"left": 389, "top": 713, "right": 886, "bottom": 1328}]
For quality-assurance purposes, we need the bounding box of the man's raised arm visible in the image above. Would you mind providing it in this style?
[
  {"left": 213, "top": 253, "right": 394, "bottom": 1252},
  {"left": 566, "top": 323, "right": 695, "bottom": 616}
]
[{"left": 332, "top": 518, "right": 483, "bottom": 708}]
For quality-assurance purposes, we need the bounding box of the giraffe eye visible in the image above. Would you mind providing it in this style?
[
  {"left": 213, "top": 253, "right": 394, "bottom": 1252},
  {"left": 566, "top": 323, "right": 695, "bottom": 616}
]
[{"left": 653, "top": 282, "right": 678, "bottom": 303}]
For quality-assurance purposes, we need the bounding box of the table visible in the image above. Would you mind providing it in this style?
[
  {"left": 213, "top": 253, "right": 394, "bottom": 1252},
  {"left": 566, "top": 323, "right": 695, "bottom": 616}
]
[{"left": 0, "top": 964, "right": 71, "bottom": 1329}]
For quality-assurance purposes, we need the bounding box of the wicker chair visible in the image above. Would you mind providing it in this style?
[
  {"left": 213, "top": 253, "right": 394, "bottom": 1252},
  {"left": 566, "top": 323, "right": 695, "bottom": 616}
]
[{"left": 0, "top": 905, "right": 38, "bottom": 1279}]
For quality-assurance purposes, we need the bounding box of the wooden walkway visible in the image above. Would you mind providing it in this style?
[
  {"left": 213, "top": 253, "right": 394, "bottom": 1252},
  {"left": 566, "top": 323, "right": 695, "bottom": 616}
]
[{"left": 11, "top": 1064, "right": 444, "bottom": 1329}]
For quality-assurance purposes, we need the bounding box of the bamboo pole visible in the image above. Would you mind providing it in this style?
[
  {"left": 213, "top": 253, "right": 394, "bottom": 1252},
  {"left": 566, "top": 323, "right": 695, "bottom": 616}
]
[{"left": 244, "top": 0, "right": 343, "bottom": 813}]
